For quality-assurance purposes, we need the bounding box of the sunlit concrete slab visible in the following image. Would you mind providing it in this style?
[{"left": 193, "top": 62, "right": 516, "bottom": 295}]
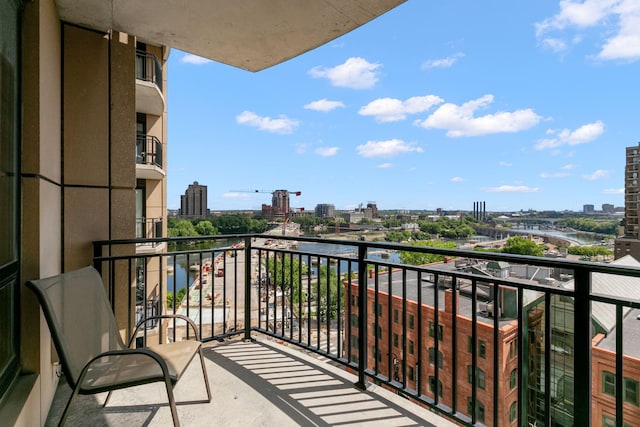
[
  {"left": 55, "top": 0, "right": 407, "bottom": 71},
  {"left": 46, "top": 334, "right": 458, "bottom": 426}
]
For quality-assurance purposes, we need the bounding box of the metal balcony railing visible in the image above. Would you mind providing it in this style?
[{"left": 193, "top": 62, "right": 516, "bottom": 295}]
[
  {"left": 93, "top": 234, "right": 640, "bottom": 427},
  {"left": 135, "top": 50, "right": 162, "bottom": 91},
  {"left": 136, "top": 134, "right": 163, "bottom": 168},
  {"left": 135, "top": 217, "right": 163, "bottom": 240}
]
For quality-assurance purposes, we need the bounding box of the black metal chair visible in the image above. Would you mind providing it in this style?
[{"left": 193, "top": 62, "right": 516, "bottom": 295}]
[{"left": 26, "top": 266, "right": 211, "bottom": 426}]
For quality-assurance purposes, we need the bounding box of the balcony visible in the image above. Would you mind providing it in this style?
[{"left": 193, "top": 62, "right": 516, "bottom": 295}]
[
  {"left": 135, "top": 50, "right": 165, "bottom": 116},
  {"left": 83, "top": 235, "right": 640, "bottom": 426},
  {"left": 136, "top": 134, "right": 165, "bottom": 180},
  {"left": 135, "top": 217, "right": 165, "bottom": 253}
]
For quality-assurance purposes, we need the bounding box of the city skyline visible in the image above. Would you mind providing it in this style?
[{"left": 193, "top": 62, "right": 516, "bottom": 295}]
[{"left": 166, "top": 1, "right": 639, "bottom": 212}]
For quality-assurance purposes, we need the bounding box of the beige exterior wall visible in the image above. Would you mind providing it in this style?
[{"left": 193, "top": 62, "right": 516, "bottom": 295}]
[{"left": 4, "top": 1, "right": 167, "bottom": 424}]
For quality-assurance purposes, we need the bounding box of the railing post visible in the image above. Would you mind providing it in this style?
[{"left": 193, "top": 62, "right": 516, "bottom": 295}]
[
  {"left": 355, "top": 244, "right": 368, "bottom": 390},
  {"left": 573, "top": 267, "right": 592, "bottom": 426},
  {"left": 244, "top": 236, "right": 253, "bottom": 341}
]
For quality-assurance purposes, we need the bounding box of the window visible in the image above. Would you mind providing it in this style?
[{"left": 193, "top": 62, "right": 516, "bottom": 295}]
[
  {"left": 350, "top": 335, "right": 359, "bottom": 349},
  {"left": 371, "top": 323, "right": 382, "bottom": 339},
  {"left": 408, "top": 366, "right": 414, "bottom": 381},
  {"left": 0, "top": 0, "right": 21, "bottom": 399},
  {"left": 510, "top": 369, "right": 517, "bottom": 389},
  {"left": 625, "top": 378, "right": 639, "bottom": 405},
  {"left": 467, "top": 398, "right": 485, "bottom": 423},
  {"left": 429, "top": 322, "right": 443, "bottom": 340},
  {"left": 603, "top": 371, "right": 615, "bottom": 396},
  {"left": 350, "top": 295, "right": 357, "bottom": 307},
  {"left": 429, "top": 376, "right": 443, "bottom": 397},
  {"left": 601, "top": 372, "right": 639, "bottom": 406},
  {"left": 408, "top": 340, "right": 414, "bottom": 355},
  {"left": 602, "top": 415, "right": 633, "bottom": 427},
  {"left": 393, "top": 309, "right": 398, "bottom": 323},
  {"left": 393, "top": 333, "right": 399, "bottom": 348},
  {"left": 509, "top": 339, "right": 518, "bottom": 359},
  {"left": 372, "top": 301, "right": 382, "bottom": 316},
  {"left": 428, "top": 347, "right": 443, "bottom": 369},
  {"left": 371, "top": 346, "right": 382, "bottom": 362},
  {"left": 467, "top": 337, "right": 486, "bottom": 358},
  {"left": 468, "top": 366, "right": 486, "bottom": 390},
  {"left": 350, "top": 314, "right": 358, "bottom": 327},
  {"left": 509, "top": 401, "right": 517, "bottom": 423},
  {"left": 409, "top": 314, "right": 415, "bottom": 330},
  {"left": 479, "top": 341, "right": 486, "bottom": 359}
]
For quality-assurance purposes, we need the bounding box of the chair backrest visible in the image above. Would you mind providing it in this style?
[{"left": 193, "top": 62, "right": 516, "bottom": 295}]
[{"left": 26, "top": 266, "right": 127, "bottom": 387}]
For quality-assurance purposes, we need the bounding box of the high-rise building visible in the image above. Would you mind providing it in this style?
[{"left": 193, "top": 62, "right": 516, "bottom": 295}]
[
  {"left": 583, "top": 204, "right": 595, "bottom": 214},
  {"left": 614, "top": 143, "right": 640, "bottom": 260},
  {"left": 602, "top": 203, "right": 614, "bottom": 213},
  {"left": 367, "top": 202, "right": 378, "bottom": 219},
  {"left": 272, "top": 189, "right": 290, "bottom": 219},
  {"left": 180, "top": 181, "right": 208, "bottom": 219},
  {"left": 315, "top": 203, "right": 336, "bottom": 218}
]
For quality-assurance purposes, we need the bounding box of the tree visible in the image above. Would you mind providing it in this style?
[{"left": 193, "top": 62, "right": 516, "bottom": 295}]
[
  {"left": 194, "top": 220, "right": 218, "bottom": 236},
  {"left": 266, "top": 253, "right": 307, "bottom": 305},
  {"left": 399, "top": 240, "right": 457, "bottom": 265},
  {"left": 314, "top": 266, "right": 342, "bottom": 321},
  {"left": 501, "top": 236, "right": 544, "bottom": 256},
  {"left": 168, "top": 220, "right": 198, "bottom": 237}
]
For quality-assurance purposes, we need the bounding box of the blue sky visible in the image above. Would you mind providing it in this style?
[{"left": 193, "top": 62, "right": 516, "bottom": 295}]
[{"left": 166, "top": 1, "right": 640, "bottom": 213}]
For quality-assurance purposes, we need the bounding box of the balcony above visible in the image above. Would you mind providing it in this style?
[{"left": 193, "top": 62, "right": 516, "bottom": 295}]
[
  {"left": 55, "top": 0, "right": 406, "bottom": 72},
  {"left": 136, "top": 134, "right": 165, "bottom": 180},
  {"left": 136, "top": 51, "right": 165, "bottom": 116}
]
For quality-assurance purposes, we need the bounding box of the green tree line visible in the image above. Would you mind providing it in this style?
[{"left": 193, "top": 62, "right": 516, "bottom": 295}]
[
  {"left": 167, "top": 214, "right": 269, "bottom": 237},
  {"left": 555, "top": 217, "right": 620, "bottom": 236}
]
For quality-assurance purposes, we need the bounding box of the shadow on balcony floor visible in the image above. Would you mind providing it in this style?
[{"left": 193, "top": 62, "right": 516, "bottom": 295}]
[{"left": 46, "top": 335, "right": 456, "bottom": 426}]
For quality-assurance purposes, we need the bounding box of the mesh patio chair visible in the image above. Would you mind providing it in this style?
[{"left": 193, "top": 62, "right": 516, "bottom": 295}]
[{"left": 26, "top": 266, "right": 211, "bottom": 427}]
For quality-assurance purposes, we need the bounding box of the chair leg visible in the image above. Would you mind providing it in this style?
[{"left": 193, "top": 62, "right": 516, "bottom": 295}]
[
  {"left": 165, "top": 379, "right": 181, "bottom": 427},
  {"left": 198, "top": 347, "right": 212, "bottom": 402},
  {"left": 58, "top": 382, "right": 83, "bottom": 427},
  {"left": 103, "top": 390, "right": 113, "bottom": 407}
]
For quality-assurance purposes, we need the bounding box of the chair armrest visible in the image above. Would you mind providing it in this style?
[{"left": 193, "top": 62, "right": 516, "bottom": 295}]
[{"left": 129, "top": 314, "right": 201, "bottom": 347}]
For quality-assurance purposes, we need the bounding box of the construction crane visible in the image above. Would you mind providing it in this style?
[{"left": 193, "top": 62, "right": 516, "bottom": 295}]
[{"left": 229, "top": 189, "right": 302, "bottom": 235}]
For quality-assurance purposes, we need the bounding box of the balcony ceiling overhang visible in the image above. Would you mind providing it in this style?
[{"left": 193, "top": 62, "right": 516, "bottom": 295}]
[{"left": 55, "top": 0, "right": 407, "bottom": 72}]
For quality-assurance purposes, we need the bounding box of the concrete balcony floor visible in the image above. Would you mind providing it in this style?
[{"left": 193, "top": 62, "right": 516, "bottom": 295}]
[{"left": 45, "top": 334, "right": 457, "bottom": 426}]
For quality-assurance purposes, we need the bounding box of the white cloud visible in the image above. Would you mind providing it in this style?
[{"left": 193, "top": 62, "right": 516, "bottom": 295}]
[
  {"left": 304, "top": 99, "right": 345, "bottom": 112},
  {"left": 356, "top": 139, "right": 423, "bottom": 158},
  {"left": 377, "top": 163, "right": 393, "bottom": 169},
  {"left": 482, "top": 185, "right": 541, "bottom": 193},
  {"left": 540, "top": 172, "right": 571, "bottom": 178},
  {"left": 421, "top": 52, "right": 465, "bottom": 69},
  {"left": 541, "top": 37, "right": 569, "bottom": 53},
  {"left": 315, "top": 147, "right": 339, "bottom": 157},
  {"left": 415, "top": 94, "right": 541, "bottom": 137},
  {"left": 583, "top": 169, "right": 610, "bottom": 180},
  {"left": 499, "top": 161, "right": 512, "bottom": 167},
  {"left": 308, "top": 57, "right": 382, "bottom": 89},
  {"left": 450, "top": 177, "right": 464, "bottom": 183},
  {"left": 535, "top": 121, "right": 604, "bottom": 150},
  {"left": 561, "top": 163, "right": 577, "bottom": 170},
  {"left": 236, "top": 110, "right": 299, "bottom": 134},
  {"left": 536, "top": 0, "right": 640, "bottom": 62},
  {"left": 223, "top": 192, "right": 252, "bottom": 200},
  {"left": 359, "top": 95, "right": 443, "bottom": 122},
  {"left": 181, "top": 54, "right": 212, "bottom": 65},
  {"left": 603, "top": 188, "right": 624, "bottom": 194}
]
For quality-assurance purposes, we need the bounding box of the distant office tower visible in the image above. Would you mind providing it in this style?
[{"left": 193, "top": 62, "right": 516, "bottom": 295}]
[
  {"left": 602, "top": 203, "right": 614, "bottom": 213},
  {"left": 615, "top": 143, "right": 640, "bottom": 259},
  {"left": 315, "top": 204, "right": 336, "bottom": 218},
  {"left": 366, "top": 202, "right": 378, "bottom": 219},
  {"left": 180, "top": 181, "right": 208, "bottom": 218},
  {"left": 271, "top": 190, "right": 290, "bottom": 219},
  {"left": 583, "top": 204, "right": 595, "bottom": 214}
]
